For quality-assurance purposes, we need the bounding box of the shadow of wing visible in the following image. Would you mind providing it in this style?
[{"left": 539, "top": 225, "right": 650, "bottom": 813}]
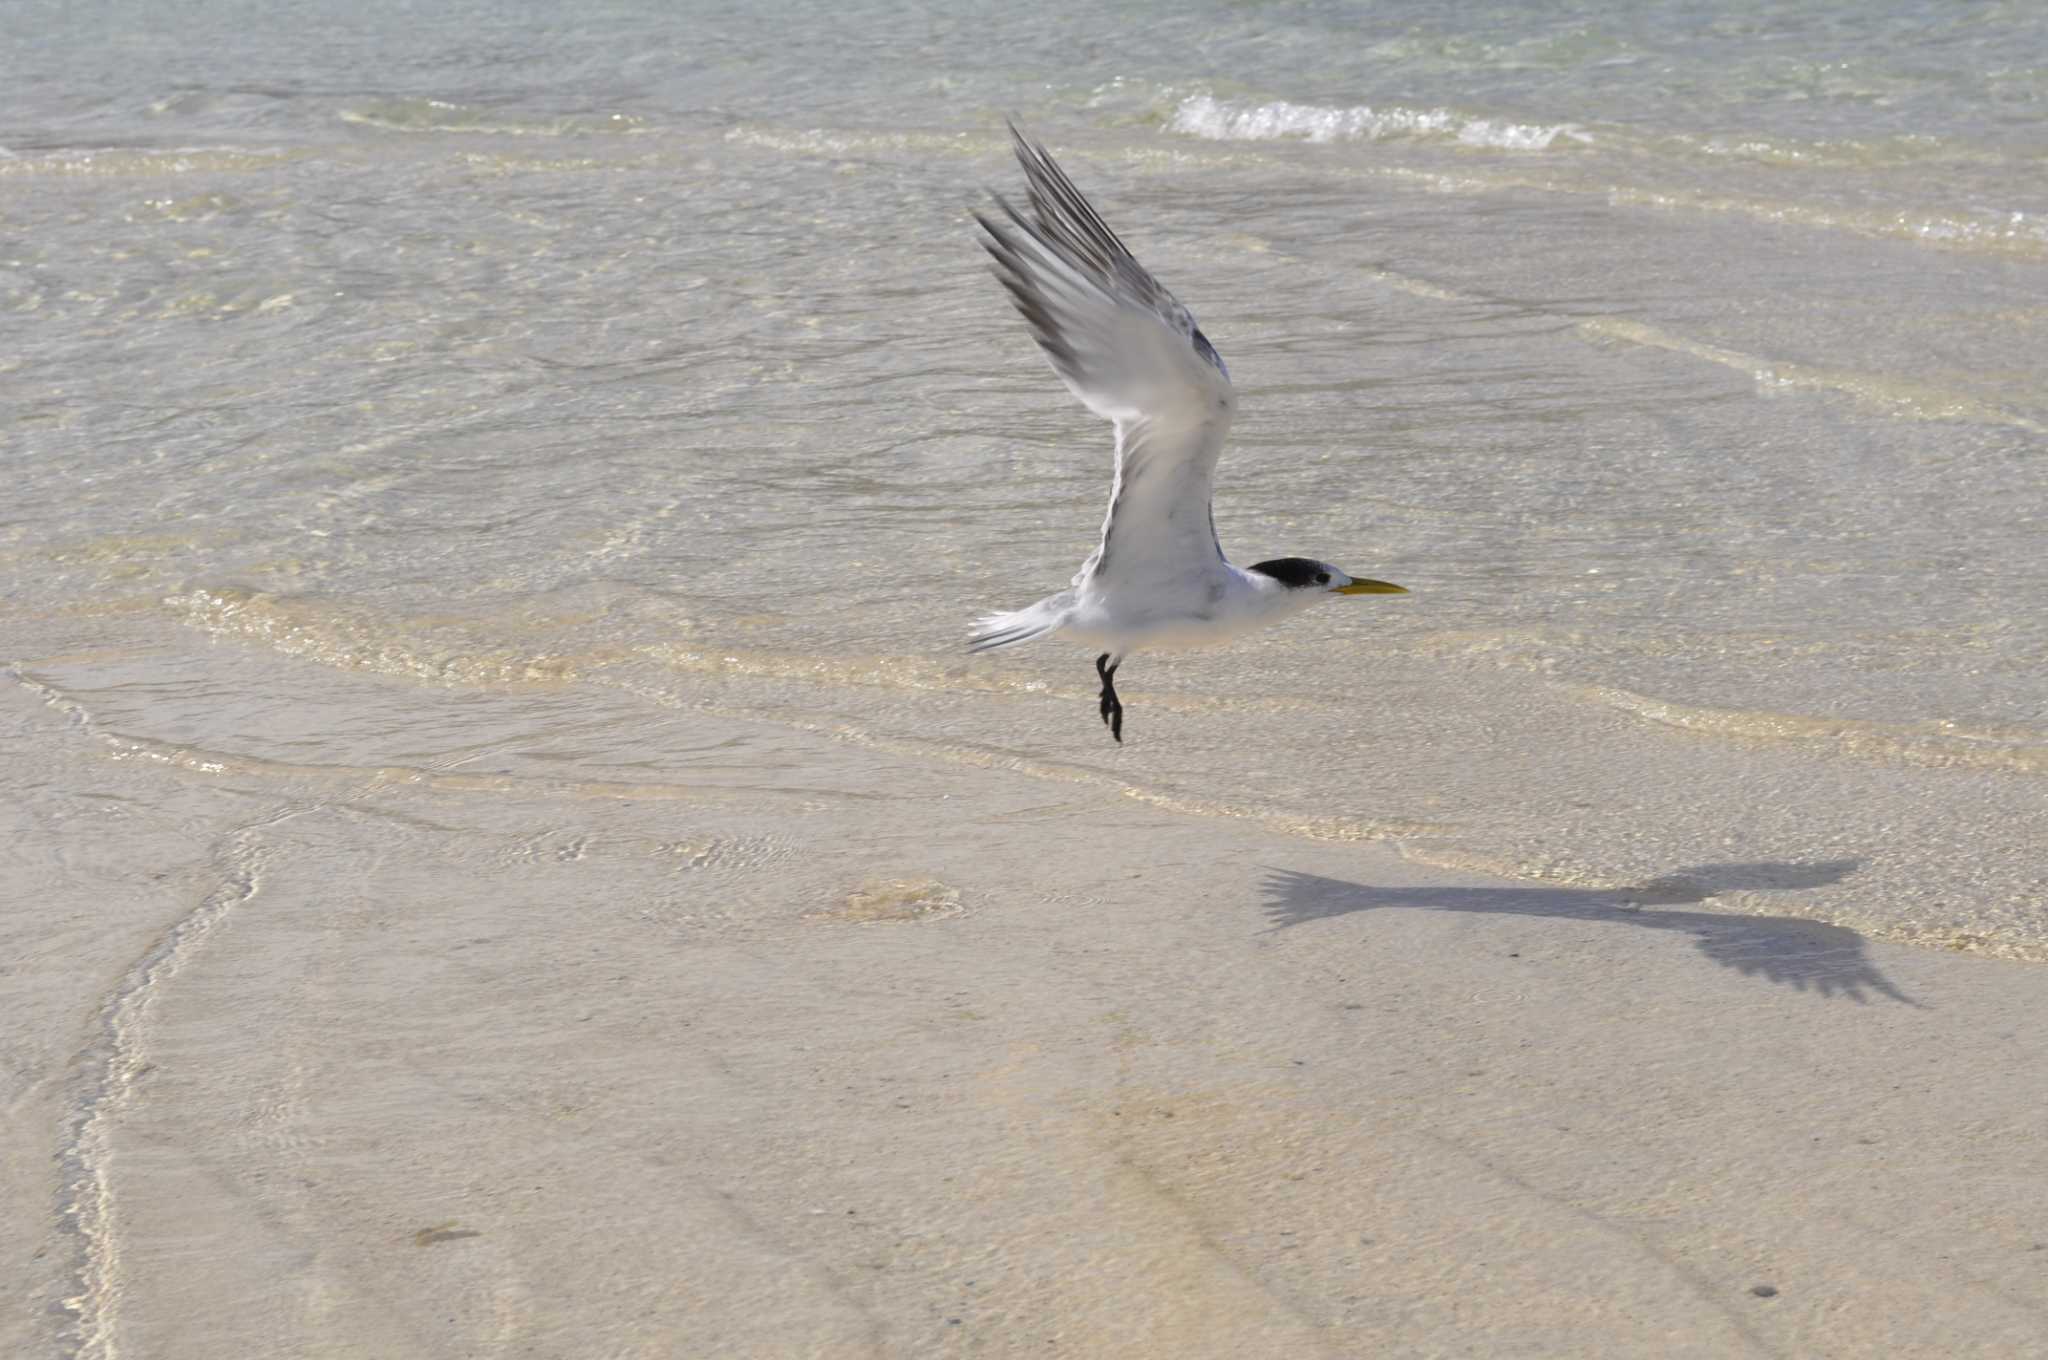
[
  {"left": 1261, "top": 867, "right": 1921, "bottom": 1006},
  {"left": 1688, "top": 921, "right": 1922, "bottom": 1007}
]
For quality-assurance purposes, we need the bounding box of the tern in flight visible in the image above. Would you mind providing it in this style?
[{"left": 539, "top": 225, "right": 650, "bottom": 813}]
[{"left": 968, "top": 124, "right": 1406, "bottom": 742}]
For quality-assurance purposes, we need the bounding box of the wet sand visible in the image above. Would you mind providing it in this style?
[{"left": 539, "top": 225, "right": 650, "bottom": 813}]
[{"left": 8, "top": 669, "right": 2048, "bottom": 1358}]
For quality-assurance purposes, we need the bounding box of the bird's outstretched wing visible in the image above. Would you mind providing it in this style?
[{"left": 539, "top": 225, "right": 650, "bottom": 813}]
[{"left": 976, "top": 123, "right": 1236, "bottom": 594}]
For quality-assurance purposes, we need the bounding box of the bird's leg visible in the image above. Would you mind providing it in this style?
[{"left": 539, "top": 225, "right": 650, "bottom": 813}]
[{"left": 1096, "top": 652, "right": 1124, "bottom": 743}]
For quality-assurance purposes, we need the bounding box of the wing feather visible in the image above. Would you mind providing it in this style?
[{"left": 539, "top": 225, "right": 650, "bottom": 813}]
[{"left": 977, "top": 124, "right": 1236, "bottom": 590}]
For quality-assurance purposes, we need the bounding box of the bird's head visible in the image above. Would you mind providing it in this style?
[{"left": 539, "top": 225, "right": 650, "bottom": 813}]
[{"left": 1248, "top": 557, "right": 1407, "bottom": 600}]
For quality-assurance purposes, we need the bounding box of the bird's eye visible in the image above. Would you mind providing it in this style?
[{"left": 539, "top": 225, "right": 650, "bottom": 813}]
[{"left": 1315, "top": 573, "right": 1330, "bottom": 585}]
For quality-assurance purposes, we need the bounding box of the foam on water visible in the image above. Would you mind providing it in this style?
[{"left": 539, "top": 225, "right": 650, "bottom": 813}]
[{"left": 1170, "top": 94, "right": 1589, "bottom": 152}]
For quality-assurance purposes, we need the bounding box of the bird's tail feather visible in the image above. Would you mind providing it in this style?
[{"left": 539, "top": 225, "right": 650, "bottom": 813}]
[{"left": 968, "top": 597, "right": 1068, "bottom": 653}]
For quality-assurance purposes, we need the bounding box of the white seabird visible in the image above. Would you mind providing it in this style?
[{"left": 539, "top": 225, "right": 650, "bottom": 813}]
[{"left": 969, "top": 123, "right": 1407, "bottom": 742}]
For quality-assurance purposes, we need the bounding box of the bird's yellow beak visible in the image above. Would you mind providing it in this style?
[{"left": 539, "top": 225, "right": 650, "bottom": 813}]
[{"left": 1335, "top": 579, "right": 1407, "bottom": 595}]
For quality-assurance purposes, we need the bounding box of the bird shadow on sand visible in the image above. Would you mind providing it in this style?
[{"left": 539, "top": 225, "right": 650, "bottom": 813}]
[{"left": 1262, "top": 861, "right": 1924, "bottom": 1007}]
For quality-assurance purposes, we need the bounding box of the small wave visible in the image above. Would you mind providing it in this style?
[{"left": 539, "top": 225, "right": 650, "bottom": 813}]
[
  {"left": 1658, "top": 130, "right": 1968, "bottom": 170},
  {"left": 1578, "top": 317, "right": 2047, "bottom": 433},
  {"left": 635, "top": 640, "right": 1351, "bottom": 717},
  {"left": 776, "top": 718, "right": 1452, "bottom": 843},
  {"left": 1606, "top": 183, "right": 2048, "bottom": 261},
  {"left": 1169, "top": 94, "right": 1588, "bottom": 152},
  {"left": 1580, "top": 682, "right": 2048, "bottom": 775},
  {"left": 12, "top": 665, "right": 758, "bottom": 805},
  {"left": 722, "top": 126, "right": 981, "bottom": 158},
  {"left": 165, "top": 586, "right": 621, "bottom": 687},
  {"left": 0, "top": 147, "right": 296, "bottom": 178},
  {"left": 1161, "top": 96, "right": 2044, "bottom": 262},
  {"left": 1356, "top": 265, "right": 1483, "bottom": 305},
  {"left": 339, "top": 97, "right": 644, "bottom": 137}
]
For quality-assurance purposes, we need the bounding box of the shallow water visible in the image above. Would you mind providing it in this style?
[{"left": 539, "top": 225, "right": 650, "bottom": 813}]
[
  {"left": 5, "top": 3, "right": 2045, "bottom": 938},
  {"left": 10, "top": 3, "right": 2048, "bottom": 1353}
]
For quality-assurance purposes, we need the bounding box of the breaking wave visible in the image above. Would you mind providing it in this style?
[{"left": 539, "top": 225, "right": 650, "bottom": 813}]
[{"left": 1169, "top": 94, "right": 1588, "bottom": 151}]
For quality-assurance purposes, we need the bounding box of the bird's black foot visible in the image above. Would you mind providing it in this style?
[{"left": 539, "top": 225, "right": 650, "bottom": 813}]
[{"left": 1096, "top": 652, "right": 1123, "bottom": 743}]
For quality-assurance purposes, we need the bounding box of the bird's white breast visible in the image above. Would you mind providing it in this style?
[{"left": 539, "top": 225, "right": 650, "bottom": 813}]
[{"left": 1061, "top": 565, "right": 1303, "bottom": 652}]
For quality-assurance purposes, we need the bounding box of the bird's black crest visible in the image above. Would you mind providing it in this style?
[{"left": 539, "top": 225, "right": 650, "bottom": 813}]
[{"left": 1248, "top": 557, "right": 1329, "bottom": 589}]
